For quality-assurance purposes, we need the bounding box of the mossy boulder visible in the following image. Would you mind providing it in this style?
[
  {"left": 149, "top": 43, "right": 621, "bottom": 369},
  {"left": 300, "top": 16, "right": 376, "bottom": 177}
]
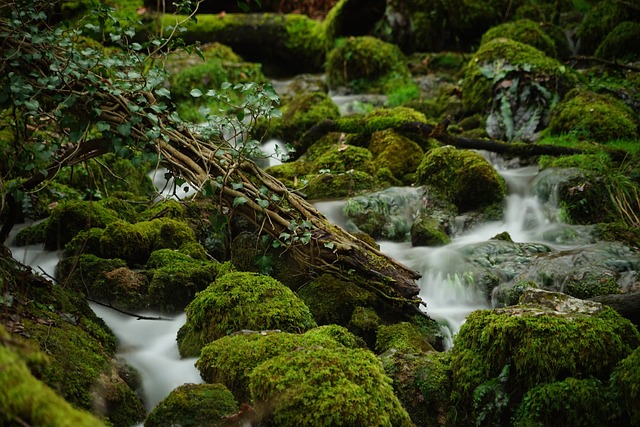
[
  {"left": 461, "top": 38, "right": 577, "bottom": 127},
  {"left": 196, "top": 326, "right": 362, "bottom": 402},
  {"left": 611, "top": 346, "right": 640, "bottom": 425},
  {"left": 512, "top": 377, "right": 614, "bottom": 427},
  {"left": 249, "top": 346, "right": 414, "bottom": 426},
  {"left": 303, "top": 170, "right": 377, "bottom": 199},
  {"left": 410, "top": 212, "right": 451, "bottom": 247},
  {"left": 177, "top": 272, "right": 317, "bottom": 357},
  {"left": 326, "top": 36, "right": 414, "bottom": 95},
  {"left": 547, "top": 88, "right": 638, "bottom": 142},
  {"left": 93, "top": 266, "right": 150, "bottom": 311},
  {"left": 376, "top": 321, "right": 436, "bottom": 354},
  {"left": 369, "top": 129, "right": 424, "bottom": 185},
  {"left": 297, "top": 273, "right": 378, "bottom": 327},
  {"left": 44, "top": 200, "right": 120, "bottom": 250},
  {"left": 577, "top": 0, "right": 640, "bottom": 55},
  {"left": 362, "top": 106, "right": 429, "bottom": 135},
  {"left": 379, "top": 350, "right": 452, "bottom": 427},
  {"left": 595, "top": 21, "right": 640, "bottom": 61},
  {"left": 416, "top": 146, "right": 506, "bottom": 213},
  {"left": 144, "top": 383, "right": 238, "bottom": 427},
  {"left": 480, "top": 19, "right": 558, "bottom": 58},
  {"left": 0, "top": 326, "right": 109, "bottom": 427},
  {"left": 343, "top": 186, "right": 422, "bottom": 240},
  {"left": 449, "top": 289, "right": 640, "bottom": 425}
]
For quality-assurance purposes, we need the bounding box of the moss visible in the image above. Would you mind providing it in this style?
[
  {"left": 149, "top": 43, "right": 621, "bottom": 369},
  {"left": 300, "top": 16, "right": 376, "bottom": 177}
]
[
  {"left": 13, "top": 220, "right": 47, "bottom": 246},
  {"left": 145, "top": 383, "right": 238, "bottom": 427},
  {"left": 177, "top": 272, "right": 317, "bottom": 357},
  {"left": 275, "top": 91, "right": 340, "bottom": 152},
  {"left": 376, "top": 322, "right": 436, "bottom": 354},
  {"left": 593, "top": 221, "right": 640, "bottom": 249},
  {"left": 303, "top": 170, "right": 376, "bottom": 199},
  {"left": 462, "top": 38, "right": 578, "bottom": 114},
  {"left": 595, "top": 21, "right": 640, "bottom": 61},
  {"left": 512, "top": 378, "right": 614, "bottom": 427},
  {"left": 326, "top": 36, "right": 413, "bottom": 94},
  {"left": 547, "top": 88, "right": 638, "bottom": 142},
  {"left": 416, "top": 146, "right": 506, "bottom": 212},
  {"left": 61, "top": 227, "right": 105, "bottom": 258},
  {"left": 369, "top": 129, "right": 424, "bottom": 185},
  {"left": 146, "top": 248, "right": 196, "bottom": 268},
  {"left": 140, "top": 199, "right": 186, "bottom": 221},
  {"left": 44, "top": 200, "right": 120, "bottom": 250},
  {"left": 297, "top": 273, "right": 377, "bottom": 327},
  {"left": 363, "top": 106, "right": 428, "bottom": 135},
  {"left": 348, "top": 306, "right": 381, "bottom": 348},
  {"left": 56, "top": 254, "right": 127, "bottom": 296},
  {"left": 449, "top": 297, "right": 640, "bottom": 423},
  {"left": 480, "top": 19, "right": 558, "bottom": 58},
  {"left": 564, "top": 269, "right": 621, "bottom": 299},
  {"left": 611, "top": 346, "right": 640, "bottom": 425},
  {"left": 0, "top": 328, "right": 108, "bottom": 427},
  {"left": 311, "top": 143, "right": 374, "bottom": 174},
  {"left": 379, "top": 350, "right": 452, "bottom": 427},
  {"left": 93, "top": 266, "right": 149, "bottom": 311},
  {"left": 577, "top": 0, "right": 639, "bottom": 54},
  {"left": 196, "top": 327, "right": 359, "bottom": 402},
  {"left": 410, "top": 212, "right": 451, "bottom": 247},
  {"left": 148, "top": 260, "right": 221, "bottom": 313},
  {"left": 249, "top": 346, "right": 414, "bottom": 426}
]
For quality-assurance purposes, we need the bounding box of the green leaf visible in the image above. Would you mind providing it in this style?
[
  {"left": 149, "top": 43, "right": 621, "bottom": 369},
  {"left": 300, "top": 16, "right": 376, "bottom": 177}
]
[
  {"left": 155, "top": 87, "right": 171, "bottom": 98},
  {"left": 117, "top": 122, "right": 132, "bottom": 136},
  {"left": 256, "top": 198, "right": 269, "bottom": 209},
  {"left": 96, "top": 121, "right": 110, "bottom": 132},
  {"left": 190, "top": 88, "right": 203, "bottom": 98},
  {"left": 233, "top": 196, "right": 247, "bottom": 207}
]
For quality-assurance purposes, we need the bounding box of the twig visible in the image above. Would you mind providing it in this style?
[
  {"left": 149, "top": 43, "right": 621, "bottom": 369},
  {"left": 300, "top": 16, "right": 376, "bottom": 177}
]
[{"left": 87, "top": 298, "right": 174, "bottom": 321}]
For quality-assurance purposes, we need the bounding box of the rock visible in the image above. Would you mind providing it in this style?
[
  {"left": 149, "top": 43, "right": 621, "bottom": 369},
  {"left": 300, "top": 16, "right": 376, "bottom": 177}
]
[{"left": 411, "top": 212, "right": 450, "bottom": 247}]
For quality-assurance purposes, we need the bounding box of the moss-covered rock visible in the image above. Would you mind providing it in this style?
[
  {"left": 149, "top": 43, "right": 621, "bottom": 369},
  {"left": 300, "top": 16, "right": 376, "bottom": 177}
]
[
  {"left": 376, "top": 321, "right": 436, "bottom": 354},
  {"left": 416, "top": 146, "right": 506, "bottom": 213},
  {"left": 563, "top": 267, "right": 621, "bottom": 299},
  {"left": 249, "top": 346, "right": 414, "bottom": 426},
  {"left": 148, "top": 257, "right": 222, "bottom": 313},
  {"left": 577, "top": 0, "right": 640, "bottom": 55},
  {"left": 461, "top": 38, "right": 577, "bottom": 128},
  {"left": 177, "top": 272, "right": 317, "bottom": 357},
  {"left": 480, "top": 19, "right": 558, "bottom": 58},
  {"left": 369, "top": 129, "right": 424, "bottom": 185},
  {"left": 326, "top": 36, "right": 415, "bottom": 96},
  {"left": 196, "top": 326, "right": 361, "bottom": 402},
  {"left": 44, "top": 200, "right": 120, "bottom": 250},
  {"left": 144, "top": 383, "right": 238, "bottom": 427},
  {"left": 297, "top": 273, "right": 377, "bottom": 327},
  {"left": 595, "top": 21, "right": 640, "bottom": 61},
  {"left": 611, "top": 346, "right": 640, "bottom": 425},
  {"left": 449, "top": 289, "right": 640, "bottom": 425},
  {"left": 547, "top": 88, "right": 638, "bottom": 142},
  {"left": 379, "top": 349, "right": 452, "bottom": 427},
  {"left": 362, "top": 106, "right": 429, "bottom": 135},
  {"left": 0, "top": 326, "right": 109, "bottom": 427},
  {"left": 93, "top": 266, "right": 149, "bottom": 311},
  {"left": 303, "top": 170, "right": 377, "bottom": 199},
  {"left": 410, "top": 212, "right": 451, "bottom": 247},
  {"left": 512, "top": 377, "right": 614, "bottom": 427}
]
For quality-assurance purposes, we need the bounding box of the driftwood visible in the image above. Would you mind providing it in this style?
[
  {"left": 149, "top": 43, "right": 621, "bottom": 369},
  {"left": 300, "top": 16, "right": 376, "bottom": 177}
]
[{"left": 591, "top": 292, "right": 640, "bottom": 326}]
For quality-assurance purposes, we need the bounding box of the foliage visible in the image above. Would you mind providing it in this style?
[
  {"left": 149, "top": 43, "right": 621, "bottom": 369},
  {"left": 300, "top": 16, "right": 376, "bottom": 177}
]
[
  {"left": 177, "top": 272, "right": 317, "bottom": 357},
  {"left": 577, "top": 0, "right": 640, "bottom": 54},
  {"left": 249, "top": 346, "right": 414, "bottom": 426},
  {"left": 144, "top": 383, "right": 238, "bottom": 427},
  {"left": 611, "top": 346, "right": 640, "bottom": 425},
  {"left": 594, "top": 21, "right": 640, "bottom": 61}
]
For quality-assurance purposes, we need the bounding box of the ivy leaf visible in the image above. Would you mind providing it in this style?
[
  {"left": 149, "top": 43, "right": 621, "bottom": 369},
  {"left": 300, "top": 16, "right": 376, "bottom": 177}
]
[
  {"left": 117, "top": 122, "right": 132, "bottom": 136},
  {"left": 233, "top": 196, "right": 247, "bottom": 207},
  {"left": 155, "top": 87, "right": 171, "bottom": 98},
  {"left": 96, "top": 121, "right": 110, "bottom": 132},
  {"left": 190, "top": 88, "right": 203, "bottom": 98},
  {"left": 256, "top": 198, "right": 269, "bottom": 209}
]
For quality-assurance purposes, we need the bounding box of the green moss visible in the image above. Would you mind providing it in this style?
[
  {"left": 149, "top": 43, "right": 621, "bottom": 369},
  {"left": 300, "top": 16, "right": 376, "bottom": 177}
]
[
  {"left": 595, "top": 21, "right": 640, "bottom": 61},
  {"left": 380, "top": 350, "right": 452, "bottom": 427},
  {"left": 363, "top": 106, "right": 428, "bottom": 134},
  {"left": 146, "top": 248, "right": 195, "bottom": 268},
  {"left": 577, "top": 0, "right": 639, "bottom": 54},
  {"left": 369, "top": 129, "right": 424, "bottom": 185},
  {"left": 462, "top": 38, "right": 577, "bottom": 114},
  {"left": 326, "top": 36, "right": 413, "bottom": 94},
  {"left": 449, "top": 300, "right": 640, "bottom": 423},
  {"left": 140, "top": 199, "right": 186, "bottom": 221},
  {"left": 0, "top": 329, "right": 108, "bottom": 427},
  {"left": 13, "top": 220, "right": 47, "bottom": 246},
  {"left": 593, "top": 222, "right": 640, "bottom": 248},
  {"left": 611, "top": 346, "right": 640, "bottom": 425},
  {"left": 148, "top": 260, "right": 221, "bottom": 313},
  {"left": 410, "top": 212, "right": 451, "bottom": 247},
  {"left": 376, "top": 322, "right": 436, "bottom": 354},
  {"left": 547, "top": 88, "right": 638, "bottom": 142},
  {"left": 145, "top": 383, "right": 238, "bottom": 427},
  {"left": 196, "top": 327, "right": 359, "bottom": 402},
  {"left": 311, "top": 144, "right": 374, "bottom": 174},
  {"left": 348, "top": 306, "right": 381, "bottom": 348},
  {"left": 249, "top": 346, "right": 414, "bottom": 426},
  {"left": 480, "top": 19, "right": 558, "bottom": 58},
  {"left": 416, "top": 146, "right": 506, "bottom": 212},
  {"left": 44, "top": 200, "right": 120, "bottom": 250},
  {"left": 564, "top": 270, "right": 620, "bottom": 299},
  {"left": 297, "top": 273, "right": 377, "bottom": 326},
  {"left": 177, "top": 272, "right": 317, "bottom": 357},
  {"left": 513, "top": 378, "right": 614, "bottom": 427},
  {"left": 303, "top": 170, "right": 376, "bottom": 199}
]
